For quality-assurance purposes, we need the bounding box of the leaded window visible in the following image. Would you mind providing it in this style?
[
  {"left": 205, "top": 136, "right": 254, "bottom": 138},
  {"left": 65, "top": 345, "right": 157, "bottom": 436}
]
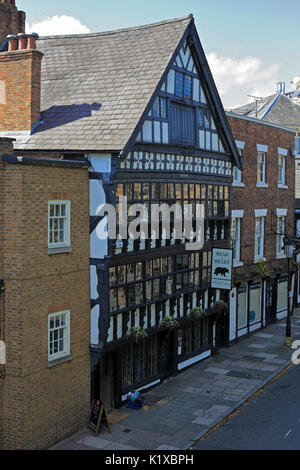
[
  {"left": 109, "top": 253, "right": 213, "bottom": 315},
  {"left": 122, "top": 336, "right": 158, "bottom": 390},
  {"left": 182, "top": 318, "right": 209, "bottom": 356},
  {"left": 114, "top": 182, "right": 230, "bottom": 256}
]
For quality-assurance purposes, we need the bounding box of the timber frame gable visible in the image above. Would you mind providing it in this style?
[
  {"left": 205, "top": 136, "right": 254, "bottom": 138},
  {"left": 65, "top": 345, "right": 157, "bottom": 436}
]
[{"left": 120, "top": 16, "right": 242, "bottom": 171}]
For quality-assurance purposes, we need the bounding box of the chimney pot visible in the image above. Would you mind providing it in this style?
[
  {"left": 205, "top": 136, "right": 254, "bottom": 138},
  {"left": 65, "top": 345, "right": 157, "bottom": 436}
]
[
  {"left": 17, "top": 32, "right": 28, "bottom": 50},
  {"left": 27, "top": 33, "right": 39, "bottom": 50},
  {"left": 6, "top": 34, "right": 17, "bottom": 52}
]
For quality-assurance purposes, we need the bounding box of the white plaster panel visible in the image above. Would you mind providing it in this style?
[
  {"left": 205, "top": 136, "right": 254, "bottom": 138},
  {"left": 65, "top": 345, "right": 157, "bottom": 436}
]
[
  {"left": 90, "top": 265, "right": 98, "bottom": 300},
  {"left": 90, "top": 179, "right": 106, "bottom": 216},
  {"left": 90, "top": 219, "right": 108, "bottom": 259},
  {"left": 90, "top": 305, "right": 99, "bottom": 345},
  {"left": 88, "top": 154, "right": 111, "bottom": 173},
  {"left": 107, "top": 317, "right": 114, "bottom": 342}
]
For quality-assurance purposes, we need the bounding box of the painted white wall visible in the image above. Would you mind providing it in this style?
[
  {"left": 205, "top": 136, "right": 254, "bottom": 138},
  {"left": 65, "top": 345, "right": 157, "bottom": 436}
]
[
  {"left": 87, "top": 154, "right": 111, "bottom": 174},
  {"left": 90, "top": 266, "right": 98, "bottom": 300},
  {"left": 87, "top": 154, "right": 112, "bottom": 346},
  {"left": 90, "top": 224, "right": 108, "bottom": 259},
  {"left": 178, "top": 349, "right": 211, "bottom": 371},
  {"left": 90, "top": 305, "right": 100, "bottom": 345},
  {"left": 107, "top": 317, "right": 114, "bottom": 342},
  {"left": 90, "top": 179, "right": 106, "bottom": 216}
]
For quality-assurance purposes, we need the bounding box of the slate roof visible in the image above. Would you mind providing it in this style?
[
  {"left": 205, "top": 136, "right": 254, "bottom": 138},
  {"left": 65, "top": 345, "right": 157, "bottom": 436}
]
[
  {"left": 231, "top": 93, "right": 300, "bottom": 128},
  {"left": 15, "top": 16, "right": 193, "bottom": 152}
]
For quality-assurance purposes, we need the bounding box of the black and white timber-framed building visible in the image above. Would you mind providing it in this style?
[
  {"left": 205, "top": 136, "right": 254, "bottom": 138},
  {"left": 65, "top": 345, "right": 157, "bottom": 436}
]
[{"left": 12, "top": 15, "right": 242, "bottom": 408}]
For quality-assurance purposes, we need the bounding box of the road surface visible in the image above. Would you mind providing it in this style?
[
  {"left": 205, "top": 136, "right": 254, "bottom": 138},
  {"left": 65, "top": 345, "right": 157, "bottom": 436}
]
[{"left": 194, "top": 364, "right": 300, "bottom": 450}]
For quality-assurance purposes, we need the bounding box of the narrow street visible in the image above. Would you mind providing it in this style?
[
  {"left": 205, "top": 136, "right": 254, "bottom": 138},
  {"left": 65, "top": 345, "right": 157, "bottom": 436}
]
[
  {"left": 194, "top": 364, "right": 300, "bottom": 450},
  {"left": 51, "top": 313, "right": 300, "bottom": 450}
]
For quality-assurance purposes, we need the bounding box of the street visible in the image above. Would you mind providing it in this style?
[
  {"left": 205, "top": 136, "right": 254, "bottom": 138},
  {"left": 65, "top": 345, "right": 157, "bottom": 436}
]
[{"left": 194, "top": 364, "right": 300, "bottom": 450}]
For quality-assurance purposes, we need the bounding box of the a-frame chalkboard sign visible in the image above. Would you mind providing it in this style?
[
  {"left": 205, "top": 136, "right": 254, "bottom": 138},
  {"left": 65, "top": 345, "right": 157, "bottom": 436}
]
[{"left": 88, "top": 400, "right": 112, "bottom": 435}]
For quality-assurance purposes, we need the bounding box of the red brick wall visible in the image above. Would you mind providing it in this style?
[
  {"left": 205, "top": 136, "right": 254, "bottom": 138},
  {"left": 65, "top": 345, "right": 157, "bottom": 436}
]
[
  {"left": 0, "top": 138, "right": 14, "bottom": 450},
  {"left": 0, "top": 1, "right": 25, "bottom": 47},
  {"left": 1, "top": 161, "right": 91, "bottom": 449},
  {"left": 228, "top": 115, "right": 295, "bottom": 277},
  {"left": 0, "top": 49, "right": 43, "bottom": 132}
]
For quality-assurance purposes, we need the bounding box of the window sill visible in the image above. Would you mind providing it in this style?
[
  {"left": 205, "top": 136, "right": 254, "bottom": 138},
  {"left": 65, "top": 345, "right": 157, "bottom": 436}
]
[
  {"left": 254, "top": 256, "right": 266, "bottom": 264},
  {"left": 277, "top": 184, "right": 288, "bottom": 189},
  {"left": 233, "top": 261, "right": 244, "bottom": 268},
  {"left": 256, "top": 182, "right": 268, "bottom": 188},
  {"left": 232, "top": 182, "right": 245, "bottom": 188},
  {"left": 48, "top": 246, "right": 72, "bottom": 255},
  {"left": 48, "top": 354, "right": 72, "bottom": 368}
]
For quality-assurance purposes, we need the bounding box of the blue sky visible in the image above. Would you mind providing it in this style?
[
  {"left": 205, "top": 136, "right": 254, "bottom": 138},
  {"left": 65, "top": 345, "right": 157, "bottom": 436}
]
[{"left": 18, "top": 0, "right": 300, "bottom": 108}]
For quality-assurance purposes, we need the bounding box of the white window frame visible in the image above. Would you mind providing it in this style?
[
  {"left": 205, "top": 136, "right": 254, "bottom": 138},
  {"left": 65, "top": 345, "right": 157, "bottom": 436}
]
[
  {"left": 278, "top": 148, "right": 288, "bottom": 188},
  {"left": 278, "top": 155, "right": 286, "bottom": 185},
  {"left": 257, "top": 151, "right": 266, "bottom": 184},
  {"left": 254, "top": 211, "right": 266, "bottom": 263},
  {"left": 231, "top": 218, "right": 241, "bottom": 264},
  {"left": 48, "top": 310, "right": 70, "bottom": 362},
  {"left": 256, "top": 144, "right": 268, "bottom": 188},
  {"left": 231, "top": 210, "right": 244, "bottom": 267},
  {"left": 48, "top": 201, "right": 71, "bottom": 249}
]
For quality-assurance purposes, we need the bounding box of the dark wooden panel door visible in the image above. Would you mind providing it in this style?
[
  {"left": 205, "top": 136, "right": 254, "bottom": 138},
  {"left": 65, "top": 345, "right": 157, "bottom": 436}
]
[{"left": 99, "top": 353, "right": 114, "bottom": 409}]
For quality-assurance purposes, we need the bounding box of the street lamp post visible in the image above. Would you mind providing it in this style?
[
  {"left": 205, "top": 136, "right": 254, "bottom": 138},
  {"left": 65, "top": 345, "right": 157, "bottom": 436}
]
[{"left": 285, "top": 238, "right": 295, "bottom": 347}]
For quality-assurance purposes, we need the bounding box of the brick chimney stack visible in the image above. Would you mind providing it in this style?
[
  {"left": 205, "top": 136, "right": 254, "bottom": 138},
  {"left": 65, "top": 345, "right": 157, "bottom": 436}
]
[
  {"left": 0, "top": 0, "right": 25, "bottom": 48},
  {"left": 0, "top": 1, "right": 43, "bottom": 133}
]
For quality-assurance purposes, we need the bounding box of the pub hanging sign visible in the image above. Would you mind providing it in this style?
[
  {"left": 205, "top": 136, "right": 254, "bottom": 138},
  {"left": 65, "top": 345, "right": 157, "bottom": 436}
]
[{"left": 211, "top": 248, "right": 233, "bottom": 291}]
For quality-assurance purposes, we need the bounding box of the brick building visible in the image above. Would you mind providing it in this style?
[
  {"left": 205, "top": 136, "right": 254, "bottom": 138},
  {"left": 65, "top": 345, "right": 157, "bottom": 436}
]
[
  {"left": 231, "top": 83, "right": 300, "bottom": 305},
  {"left": 0, "top": 141, "right": 91, "bottom": 449},
  {"left": 227, "top": 113, "right": 295, "bottom": 341},
  {"left": 0, "top": 4, "right": 91, "bottom": 450}
]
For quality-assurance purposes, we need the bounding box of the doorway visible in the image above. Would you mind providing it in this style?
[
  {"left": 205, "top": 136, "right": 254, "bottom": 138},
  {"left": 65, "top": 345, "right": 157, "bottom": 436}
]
[
  {"left": 99, "top": 352, "right": 115, "bottom": 410},
  {"left": 266, "top": 279, "right": 275, "bottom": 325}
]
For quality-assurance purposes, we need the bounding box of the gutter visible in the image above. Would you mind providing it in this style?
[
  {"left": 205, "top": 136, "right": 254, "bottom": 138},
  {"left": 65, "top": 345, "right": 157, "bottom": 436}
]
[{"left": 1, "top": 155, "right": 91, "bottom": 169}]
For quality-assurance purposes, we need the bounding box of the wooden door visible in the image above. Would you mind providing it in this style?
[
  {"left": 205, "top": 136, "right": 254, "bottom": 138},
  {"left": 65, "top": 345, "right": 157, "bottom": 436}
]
[{"left": 99, "top": 353, "right": 114, "bottom": 410}]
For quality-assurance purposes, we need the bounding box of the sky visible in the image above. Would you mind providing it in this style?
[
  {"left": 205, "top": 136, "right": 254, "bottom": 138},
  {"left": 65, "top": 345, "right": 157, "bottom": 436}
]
[{"left": 17, "top": 0, "right": 300, "bottom": 109}]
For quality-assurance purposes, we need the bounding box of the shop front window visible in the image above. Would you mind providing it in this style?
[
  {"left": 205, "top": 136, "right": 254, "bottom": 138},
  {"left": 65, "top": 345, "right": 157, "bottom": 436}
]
[{"left": 122, "top": 336, "right": 158, "bottom": 390}]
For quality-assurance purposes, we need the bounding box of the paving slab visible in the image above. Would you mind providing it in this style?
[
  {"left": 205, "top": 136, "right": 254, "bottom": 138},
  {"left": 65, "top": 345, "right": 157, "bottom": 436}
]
[{"left": 50, "top": 312, "right": 300, "bottom": 451}]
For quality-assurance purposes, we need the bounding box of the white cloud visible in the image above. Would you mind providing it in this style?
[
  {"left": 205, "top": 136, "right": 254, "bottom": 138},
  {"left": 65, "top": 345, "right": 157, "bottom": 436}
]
[
  {"left": 27, "top": 15, "right": 91, "bottom": 37},
  {"left": 207, "top": 52, "right": 281, "bottom": 109}
]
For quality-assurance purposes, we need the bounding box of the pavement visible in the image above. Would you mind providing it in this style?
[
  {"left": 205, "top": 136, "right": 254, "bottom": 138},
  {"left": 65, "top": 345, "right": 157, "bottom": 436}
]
[
  {"left": 193, "top": 358, "right": 300, "bottom": 450},
  {"left": 51, "top": 310, "right": 300, "bottom": 451}
]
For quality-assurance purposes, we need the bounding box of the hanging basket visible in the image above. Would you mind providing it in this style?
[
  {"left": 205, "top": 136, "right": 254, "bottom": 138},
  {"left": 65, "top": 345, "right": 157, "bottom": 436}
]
[
  {"left": 125, "top": 327, "right": 148, "bottom": 343},
  {"left": 159, "top": 316, "right": 180, "bottom": 330},
  {"left": 213, "top": 301, "right": 229, "bottom": 314},
  {"left": 187, "top": 307, "right": 207, "bottom": 320}
]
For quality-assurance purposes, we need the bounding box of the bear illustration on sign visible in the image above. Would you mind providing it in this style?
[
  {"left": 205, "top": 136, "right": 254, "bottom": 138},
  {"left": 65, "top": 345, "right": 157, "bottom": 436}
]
[{"left": 214, "top": 267, "right": 229, "bottom": 277}]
